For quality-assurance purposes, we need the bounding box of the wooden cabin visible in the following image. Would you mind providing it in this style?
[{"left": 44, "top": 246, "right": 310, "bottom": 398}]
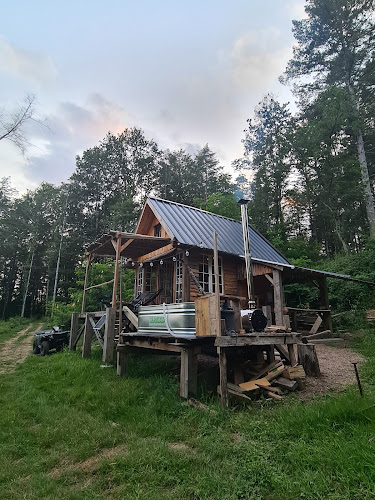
[
  {"left": 73, "top": 196, "right": 375, "bottom": 403},
  {"left": 82, "top": 196, "right": 342, "bottom": 333}
]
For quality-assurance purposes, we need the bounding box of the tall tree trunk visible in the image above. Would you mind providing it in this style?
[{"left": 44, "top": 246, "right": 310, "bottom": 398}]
[
  {"left": 356, "top": 128, "right": 375, "bottom": 237},
  {"left": 348, "top": 83, "right": 375, "bottom": 237}
]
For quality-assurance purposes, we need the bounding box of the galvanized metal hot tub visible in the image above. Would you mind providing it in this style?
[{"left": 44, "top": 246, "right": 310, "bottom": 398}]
[{"left": 137, "top": 302, "right": 196, "bottom": 337}]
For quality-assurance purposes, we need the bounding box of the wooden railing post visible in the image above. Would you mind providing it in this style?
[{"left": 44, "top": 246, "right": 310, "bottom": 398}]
[
  {"left": 69, "top": 312, "right": 79, "bottom": 351},
  {"left": 82, "top": 314, "right": 93, "bottom": 358},
  {"left": 102, "top": 307, "right": 116, "bottom": 363}
]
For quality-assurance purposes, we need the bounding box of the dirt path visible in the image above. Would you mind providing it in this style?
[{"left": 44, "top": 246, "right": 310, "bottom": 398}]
[{"left": 0, "top": 323, "right": 43, "bottom": 375}]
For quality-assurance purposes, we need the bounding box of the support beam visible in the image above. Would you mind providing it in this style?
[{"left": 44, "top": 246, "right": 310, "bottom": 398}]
[
  {"left": 112, "top": 235, "right": 121, "bottom": 307},
  {"left": 179, "top": 347, "right": 198, "bottom": 398},
  {"left": 273, "top": 269, "right": 284, "bottom": 326},
  {"left": 69, "top": 312, "right": 79, "bottom": 351},
  {"left": 102, "top": 307, "right": 116, "bottom": 363},
  {"left": 182, "top": 253, "right": 190, "bottom": 302},
  {"left": 318, "top": 277, "right": 333, "bottom": 333},
  {"left": 287, "top": 344, "right": 297, "bottom": 367},
  {"left": 117, "top": 348, "right": 129, "bottom": 376},
  {"left": 82, "top": 314, "right": 93, "bottom": 358},
  {"left": 81, "top": 254, "right": 92, "bottom": 313}
]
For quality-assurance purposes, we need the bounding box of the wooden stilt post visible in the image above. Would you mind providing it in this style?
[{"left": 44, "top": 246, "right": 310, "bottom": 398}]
[
  {"left": 180, "top": 347, "right": 198, "bottom": 398},
  {"left": 213, "top": 231, "right": 228, "bottom": 408},
  {"left": 81, "top": 254, "right": 92, "bottom": 314},
  {"left": 117, "top": 347, "right": 129, "bottom": 376},
  {"left": 119, "top": 257, "right": 123, "bottom": 336},
  {"left": 287, "top": 344, "right": 297, "bottom": 367},
  {"left": 319, "top": 277, "right": 333, "bottom": 333},
  {"left": 102, "top": 307, "right": 116, "bottom": 363},
  {"left": 112, "top": 234, "right": 121, "bottom": 308},
  {"left": 82, "top": 314, "right": 93, "bottom": 358},
  {"left": 69, "top": 312, "right": 79, "bottom": 351},
  {"left": 273, "top": 269, "right": 284, "bottom": 327}
]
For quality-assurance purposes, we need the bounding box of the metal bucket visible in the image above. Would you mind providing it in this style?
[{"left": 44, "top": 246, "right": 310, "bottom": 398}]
[{"left": 137, "top": 302, "right": 196, "bottom": 337}]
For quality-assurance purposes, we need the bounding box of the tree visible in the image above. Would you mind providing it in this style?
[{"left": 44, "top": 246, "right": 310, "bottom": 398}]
[
  {"left": 282, "top": 0, "right": 375, "bottom": 236},
  {"left": 0, "top": 94, "right": 44, "bottom": 156},
  {"left": 242, "top": 95, "right": 293, "bottom": 240}
]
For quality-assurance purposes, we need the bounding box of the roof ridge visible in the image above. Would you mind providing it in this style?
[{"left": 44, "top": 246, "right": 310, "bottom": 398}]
[{"left": 147, "top": 195, "right": 242, "bottom": 224}]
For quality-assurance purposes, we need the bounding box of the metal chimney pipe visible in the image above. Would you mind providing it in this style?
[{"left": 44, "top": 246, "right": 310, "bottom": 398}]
[{"left": 238, "top": 199, "right": 256, "bottom": 310}]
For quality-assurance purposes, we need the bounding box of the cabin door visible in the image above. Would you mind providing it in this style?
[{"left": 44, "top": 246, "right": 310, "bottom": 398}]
[{"left": 159, "top": 260, "right": 173, "bottom": 303}]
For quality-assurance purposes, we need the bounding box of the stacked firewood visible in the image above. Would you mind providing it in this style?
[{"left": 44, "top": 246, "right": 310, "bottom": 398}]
[{"left": 225, "top": 361, "right": 306, "bottom": 402}]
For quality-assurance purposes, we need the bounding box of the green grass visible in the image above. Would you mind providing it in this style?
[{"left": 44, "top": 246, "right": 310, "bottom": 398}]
[
  {"left": 0, "top": 317, "right": 42, "bottom": 343},
  {"left": 0, "top": 325, "right": 375, "bottom": 499}
]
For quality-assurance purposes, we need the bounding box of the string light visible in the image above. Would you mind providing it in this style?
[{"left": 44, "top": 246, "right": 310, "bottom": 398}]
[
  {"left": 150, "top": 262, "right": 154, "bottom": 267},
  {"left": 131, "top": 262, "right": 135, "bottom": 267},
  {"left": 160, "top": 260, "right": 163, "bottom": 265},
  {"left": 185, "top": 250, "right": 189, "bottom": 256},
  {"left": 172, "top": 256, "right": 177, "bottom": 262},
  {"left": 139, "top": 262, "right": 143, "bottom": 267}
]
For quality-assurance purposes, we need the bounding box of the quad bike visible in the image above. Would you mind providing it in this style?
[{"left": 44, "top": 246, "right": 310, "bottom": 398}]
[{"left": 33, "top": 326, "right": 70, "bottom": 356}]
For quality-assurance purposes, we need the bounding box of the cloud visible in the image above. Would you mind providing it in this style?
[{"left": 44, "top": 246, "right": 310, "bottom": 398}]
[
  {"left": 228, "top": 29, "right": 292, "bottom": 91},
  {"left": 0, "top": 37, "right": 57, "bottom": 83},
  {"left": 24, "top": 94, "right": 130, "bottom": 185}
]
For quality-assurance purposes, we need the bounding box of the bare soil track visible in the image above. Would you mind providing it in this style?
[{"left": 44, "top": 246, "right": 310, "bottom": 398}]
[{"left": 0, "top": 323, "right": 42, "bottom": 375}]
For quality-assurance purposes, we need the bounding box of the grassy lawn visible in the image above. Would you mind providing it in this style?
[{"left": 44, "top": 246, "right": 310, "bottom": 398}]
[{"left": 0, "top": 326, "right": 375, "bottom": 499}]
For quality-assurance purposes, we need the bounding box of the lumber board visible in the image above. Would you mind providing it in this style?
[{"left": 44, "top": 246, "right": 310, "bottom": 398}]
[
  {"left": 239, "top": 377, "right": 270, "bottom": 392},
  {"left": 309, "top": 315, "right": 323, "bottom": 334},
  {"left": 273, "top": 377, "right": 298, "bottom": 391},
  {"left": 283, "top": 365, "right": 306, "bottom": 380},
  {"left": 307, "top": 338, "right": 344, "bottom": 345},
  {"left": 123, "top": 306, "right": 138, "bottom": 329},
  {"left": 265, "top": 364, "right": 285, "bottom": 381},
  {"left": 215, "top": 335, "right": 300, "bottom": 347},
  {"left": 249, "top": 361, "right": 282, "bottom": 381}
]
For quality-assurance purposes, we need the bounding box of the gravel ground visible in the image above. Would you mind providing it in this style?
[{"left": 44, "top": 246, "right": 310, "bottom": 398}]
[{"left": 299, "top": 344, "right": 365, "bottom": 400}]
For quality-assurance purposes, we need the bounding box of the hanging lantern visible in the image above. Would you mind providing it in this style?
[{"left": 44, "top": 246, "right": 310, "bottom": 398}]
[
  {"left": 185, "top": 250, "right": 189, "bottom": 256},
  {"left": 139, "top": 262, "right": 143, "bottom": 268},
  {"left": 160, "top": 260, "right": 163, "bottom": 265},
  {"left": 150, "top": 262, "right": 154, "bottom": 267},
  {"left": 172, "top": 256, "right": 177, "bottom": 262}
]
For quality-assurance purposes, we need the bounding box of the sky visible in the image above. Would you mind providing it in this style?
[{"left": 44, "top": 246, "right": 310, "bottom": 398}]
[{"left": 0, "top": 0, "right": 306, "bottom": 195}]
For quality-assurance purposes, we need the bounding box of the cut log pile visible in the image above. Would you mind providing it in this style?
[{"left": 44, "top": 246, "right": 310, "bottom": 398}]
[{"left": 224, "top": 361, "right": 307, "bottom": 402}]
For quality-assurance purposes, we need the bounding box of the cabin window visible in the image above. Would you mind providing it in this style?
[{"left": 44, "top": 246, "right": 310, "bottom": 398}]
[
  {"left": 199, "top": 255, "right": 223, "bottom": 294},
  {"left": 154, "top": 223, "right": 162, "bottom": 237},
  {"left": 137, "top": 267, "right": 143, "bottom": 295},
  {"left": 175, "top": 253, "right": 183, "bottom": 303},
  {"left": 145, "top": 267, "right": 157, "bottom": 292}
]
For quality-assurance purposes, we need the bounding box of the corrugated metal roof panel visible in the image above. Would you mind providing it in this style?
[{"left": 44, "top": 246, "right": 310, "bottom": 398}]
[{"left": 147, "top": 197, "right": 290, "bottom": 266}]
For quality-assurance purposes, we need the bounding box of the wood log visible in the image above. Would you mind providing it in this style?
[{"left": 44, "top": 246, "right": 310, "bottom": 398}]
[
  {"left": 297, "top": 344, "right": 321, "bottom": 377},
  {"left": 283, "top": 365, "right": 306, "bottom": 380}
]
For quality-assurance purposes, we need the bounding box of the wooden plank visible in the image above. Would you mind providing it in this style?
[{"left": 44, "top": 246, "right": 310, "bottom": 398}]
[
  {"left": 274, "top": 344, "right": 290, "bottom": 362},
  {"left": 309, "top": 314, "right": 323, "bottom": 335},
  {"left": 265, "top": 364, "right": 285, "bottom": 381},
  {"left": 273, "top": 377, "right": 298, "bottom": 391},
  {"left": 121, "top": 339, "right": 186, "bottom": 353},
  {"left": 249, "top": 360, "right": 282, "bottom": 381},
  {"left": 82, "top": 314, "right": 93, "bottom": 358},
  {"left": 215, "top": 335, "right": 301, "bottom": 347},
  {"left": 102, "top": 307, "right": 116, "bottom": 363},
  {"left": 123, "top": 306, "right": 138, "bottom": 329},
  {"left": 283, "top": 365, "right": 306, "bottom": 380},
  {"left": 69, "top": 312, "right": 79, "bottom": 351},
  {"left": 239, "top": 377, "right": 270, "bottom": 391},
  {"left": 307, "top": 338, "right": 344, "bottom": 345},
  {"left": 302, "top": 330, "right": 331, "bottom": 341}
]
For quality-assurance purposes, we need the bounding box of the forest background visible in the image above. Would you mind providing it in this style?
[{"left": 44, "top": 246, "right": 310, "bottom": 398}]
[{"left": 1, "top": 0, "right": 375, "bottom": 324}]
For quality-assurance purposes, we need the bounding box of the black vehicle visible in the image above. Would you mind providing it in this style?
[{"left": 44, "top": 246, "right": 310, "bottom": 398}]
[{"left": 33, "top": 326, "right": 70, "bottom": 356}]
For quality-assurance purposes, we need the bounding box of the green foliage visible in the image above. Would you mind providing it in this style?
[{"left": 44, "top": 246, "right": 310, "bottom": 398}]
[
  {"left": 197, "top": 193, "right": 241, "bottom": 220},
  {"left": 315, "top": 241, "right": 375, "bottom": 312}
]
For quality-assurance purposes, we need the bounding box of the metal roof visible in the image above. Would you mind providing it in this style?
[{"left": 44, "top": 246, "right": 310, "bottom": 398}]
[{"left": 147, "top": 196, "right": 290, "bottom": 266}]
